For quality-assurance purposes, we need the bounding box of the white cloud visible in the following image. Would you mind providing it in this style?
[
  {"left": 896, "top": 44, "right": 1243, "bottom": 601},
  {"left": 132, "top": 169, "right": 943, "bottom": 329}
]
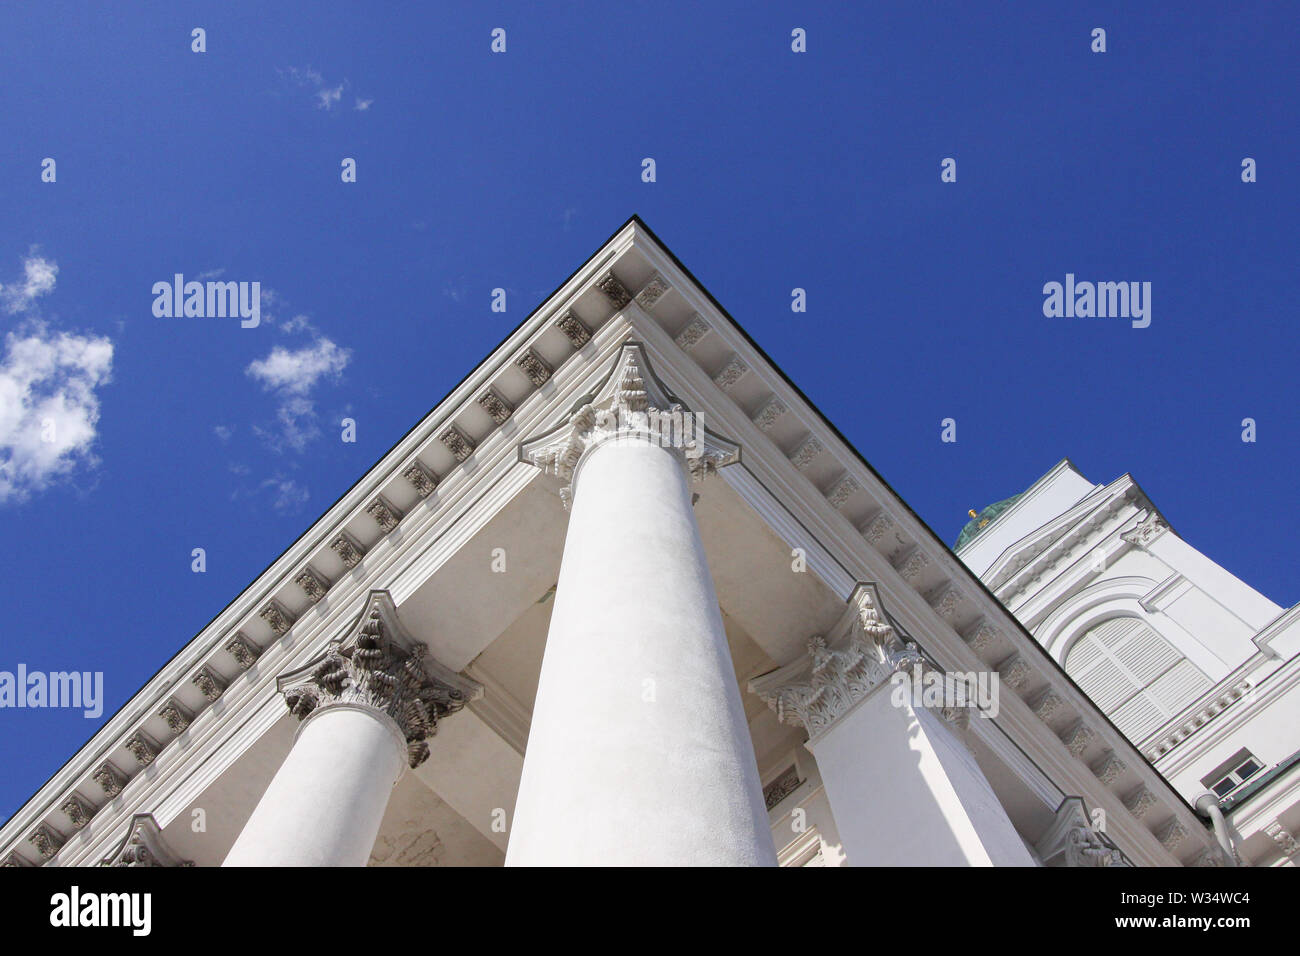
[
  {"left": 1, "top": 255, "right": 59, "bottom": 313},
  {"left": 280, "top": 66, "right": 369, "bottom": 112},
  {"left": 228, "top": 470, "right": 309, "bottom": 513},
  {"left": 317, "top": 84, "right": 343, "bottom": 110},
  {"left": 246, "top": 338, "right": 350, "bottom": 452},
  {"left": 278, "top": 313, "right": 315, "bottom": 335},
  {"left": 0, "top": 325, "right": 113, "bottom": 503},
  {"left": 247, "top": 339, "right": 349, "bottom": 394},
  {"left": 262, "top": 476, "right": 310, "bottom": 513}
]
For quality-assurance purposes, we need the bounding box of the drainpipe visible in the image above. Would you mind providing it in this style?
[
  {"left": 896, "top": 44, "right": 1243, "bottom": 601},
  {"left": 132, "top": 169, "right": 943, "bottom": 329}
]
[{"left": 1195, "top": 792, "right": 1238, "bottom": 865}]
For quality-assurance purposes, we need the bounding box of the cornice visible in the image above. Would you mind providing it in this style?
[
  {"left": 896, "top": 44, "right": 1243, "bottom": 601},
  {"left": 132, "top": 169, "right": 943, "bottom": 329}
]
[{"left": 1152, "top": 652, "right": 1300, "bottom": 776}]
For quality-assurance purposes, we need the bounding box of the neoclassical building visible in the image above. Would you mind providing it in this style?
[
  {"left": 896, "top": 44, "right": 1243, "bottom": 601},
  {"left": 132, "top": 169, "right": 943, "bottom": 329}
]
[
  {"left": 956, "top": 461, "right": 1300, "bottom": 866},
  {"left": 0, "top": 217, "right": 1262, "bottom": 866}
]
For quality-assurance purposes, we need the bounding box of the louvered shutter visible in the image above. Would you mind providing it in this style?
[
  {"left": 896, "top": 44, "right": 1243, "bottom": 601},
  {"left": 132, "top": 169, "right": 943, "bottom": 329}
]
[{"left": 1064, "top": 617, "right": 1212, "bottom": 743}]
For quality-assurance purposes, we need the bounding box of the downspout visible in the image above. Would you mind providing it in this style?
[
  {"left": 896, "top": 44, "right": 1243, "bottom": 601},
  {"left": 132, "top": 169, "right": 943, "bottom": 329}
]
[{"left": 1194, "top": 792, "right": 1238, "bottom": 866}]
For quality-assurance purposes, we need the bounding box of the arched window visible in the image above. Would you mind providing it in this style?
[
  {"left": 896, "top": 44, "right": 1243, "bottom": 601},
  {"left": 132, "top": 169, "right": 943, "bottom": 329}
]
[{"left": 1064, "top": 617, "right": 1213, "bottom": 742}]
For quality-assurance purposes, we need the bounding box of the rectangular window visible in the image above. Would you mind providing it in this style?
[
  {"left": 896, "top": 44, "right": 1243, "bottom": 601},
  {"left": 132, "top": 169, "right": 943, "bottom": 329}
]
[{"left": 1201, "top": 748, "right": 1264, "bottom": 798}]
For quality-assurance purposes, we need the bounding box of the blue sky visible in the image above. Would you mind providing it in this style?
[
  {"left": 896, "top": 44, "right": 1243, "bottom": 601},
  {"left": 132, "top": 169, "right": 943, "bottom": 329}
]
[{"left": 0, "top": 2, "right": 1296, "bottom": 819}]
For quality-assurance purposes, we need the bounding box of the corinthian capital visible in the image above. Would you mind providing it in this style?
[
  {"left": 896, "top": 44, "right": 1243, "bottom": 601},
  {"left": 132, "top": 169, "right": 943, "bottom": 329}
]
[
  {"left": 749, "top": 583, "right": 926, "bottom": 739},
  {"left": 518, "top": 341, "right": 740, "bottom": 508},
  {"left": 277, "top": 591, "right": 481, "bottom": 769}
]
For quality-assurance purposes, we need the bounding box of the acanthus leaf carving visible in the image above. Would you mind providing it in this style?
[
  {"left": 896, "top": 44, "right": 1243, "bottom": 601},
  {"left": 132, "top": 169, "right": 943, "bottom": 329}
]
[
  {"left": 191, "top": 665, "right": 227, "bottom": 702},
  {"left": 295, "top": 566, "right": 329, "bottom": 604},
  {"left": 61, "top": 793, "right": 96, "bottom": 830},
  {"left": 635, "top": 271, "right": 671, "bottom": 310},
  {"left": 158, "top": 697, "right": 194, "bottom": 732},
  {"left": 259, "top": 599, "right": 295, "bottom": 636},
  {"left": 515, "top": 347, "right": 553, "bottom": 388},
  {"left": 225, "top": 633, "right": 262, "bottom": 670},
  {"left": 28, "top": 822, "right": 64, "bottom": 859},
  {"left": 753, "top": 397, "right": 786, "bottom": 432},
  {"left": 278, "top": 591, "right": 481, "bottom": 769},
  {"left": 674, "top": 314, "right": 711, "bottom": 351},
  {"left": 330, "top": 531, "right": 367, "bottom": 569},
  {"left": 750, "top": 583, "right": 928, "bottom": 739},
  {"left": 93, "top": 761, "right": 127, "bottom": 797},
  {"left": 518, "top": 342, "right": 740, "bottom": 510},
  {"left": 596, "top": 270, "right": 632, "bottom": 309},
  {"left": 1121, "top": 511, "right": 1170, "bottom": 548},
  {"left": 125, "top": 730, "right": 159, "bottom": 767},
  {"left": 476, "top": 387, "right": 513, "bottom": 426},
  {"left": 555, "top": 310, "right": 591, "bottom": 348},
  {"left": 100, "top": 813, "right": 193, "bottom": 868},
  {"left": 366, "top": 495, "right": 402, "bottom": 533}
]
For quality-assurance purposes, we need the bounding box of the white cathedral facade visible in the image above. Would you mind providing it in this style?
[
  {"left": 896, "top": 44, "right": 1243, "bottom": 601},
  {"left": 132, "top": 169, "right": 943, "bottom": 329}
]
[
  {"left": 1, "top": 217, "right": 1294, "bottom": 867},
  {"left": 956, "top": 461, "right": 1300, "bottom": 867}
]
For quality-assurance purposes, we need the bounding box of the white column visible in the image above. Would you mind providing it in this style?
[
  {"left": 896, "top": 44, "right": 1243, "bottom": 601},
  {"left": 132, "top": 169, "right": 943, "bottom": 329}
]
[
  {"left": 810, "top": 683, "right": 1031, "bottom": 866},
  {"left": 223, "top": 703, "right": 407, "bottom": 867},
  {"left": 223, "top": 590, "right": 480, "bottom": 867},
  {"left": 752, "top": 582, "right": 1034, "bottom": 867},
  {"left": 508, "top": 343, "right": 775, "bottom": 866}
]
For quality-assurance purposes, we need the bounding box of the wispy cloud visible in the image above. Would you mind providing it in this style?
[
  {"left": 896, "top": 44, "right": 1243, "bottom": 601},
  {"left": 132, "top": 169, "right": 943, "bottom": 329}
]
[
  {"left": 228, "top": 470, "right": 310, "bottom": 514},
  {"left": 261, "top": 475, "right": 310, "bottom": 514},
  {"left": 0, "top": 254, "right": 114, "bottom": 503},
  {"left": 246, "top": 338, "right": 351, "bottom": 452},
  {"left": 280, "top": 66, "right": 370, "bottom": 112}
]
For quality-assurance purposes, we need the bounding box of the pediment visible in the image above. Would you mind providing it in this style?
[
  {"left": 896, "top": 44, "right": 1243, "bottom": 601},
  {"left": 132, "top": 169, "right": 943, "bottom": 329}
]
[{"left": 982, "top": 478, "right": 1140, "bottom": 594}]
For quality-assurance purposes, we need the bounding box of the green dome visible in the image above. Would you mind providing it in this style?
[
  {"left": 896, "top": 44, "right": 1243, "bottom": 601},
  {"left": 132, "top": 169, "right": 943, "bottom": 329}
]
[{"left": 954, "top": 494, "right": 1022, "bottom": 551}]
